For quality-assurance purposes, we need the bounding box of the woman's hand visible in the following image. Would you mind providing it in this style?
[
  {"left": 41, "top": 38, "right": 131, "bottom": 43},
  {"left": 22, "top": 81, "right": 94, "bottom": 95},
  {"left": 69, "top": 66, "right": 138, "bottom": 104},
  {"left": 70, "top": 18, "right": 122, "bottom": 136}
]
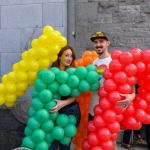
[
  {"left": 116, "top": 93, "right": 135, "bottom": 109},
  {"left": 50, "top": 99, "right": 66, "bottom": 113}
]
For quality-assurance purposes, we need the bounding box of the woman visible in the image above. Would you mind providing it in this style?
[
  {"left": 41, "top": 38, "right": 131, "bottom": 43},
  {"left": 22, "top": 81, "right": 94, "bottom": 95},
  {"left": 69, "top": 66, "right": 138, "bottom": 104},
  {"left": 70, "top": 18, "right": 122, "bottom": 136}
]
[{"left": 49, "top": 45, "right": 81, "bottom": 150}]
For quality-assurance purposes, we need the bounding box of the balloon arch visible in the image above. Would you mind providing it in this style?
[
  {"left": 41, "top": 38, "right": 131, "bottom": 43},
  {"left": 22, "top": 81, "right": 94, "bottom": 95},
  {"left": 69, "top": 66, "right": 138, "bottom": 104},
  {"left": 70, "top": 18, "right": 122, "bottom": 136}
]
[{"left": 0, "top": 25, "right": 150, "bottom": 150}]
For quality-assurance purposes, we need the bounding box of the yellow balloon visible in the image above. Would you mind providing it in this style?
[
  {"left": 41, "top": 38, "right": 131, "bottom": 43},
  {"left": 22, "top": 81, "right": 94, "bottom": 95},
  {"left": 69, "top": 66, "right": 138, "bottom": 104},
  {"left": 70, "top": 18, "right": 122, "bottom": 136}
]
[
  {"left": 27, "top": 80, "right": 34, "bottom": 86},
  {"left": 38, "top": 35, "right": 50, "bottom": 47},
  {"left": 28, "top": 60, "right": 39, "bottom": 71},
  {"left": 16, "top": 71, "right": 28, "bottom": 82},
  {"left": 27, "top": 48, "right": 39, "bottom": 60},
  {"left": 27, "top": 71, "right": 37, "bottom": 81},
  {"left": 55, "top": 30, "right": 62, "bottom": 36},
  {"left": 18, "top": 60, "right": 28, "bottom": 71},
  {"left": 0, "top": 83, "right": 5, "bottom": 94},
  {"left": 5, "top": 94, "right": 17, "bottom": 103},
  {"left": 50, "top": 55, "right": 58, "bottom": 62},
  {"left": 31, "top": 39, "right": 39, "bottom": 48},
  {"left": 16, "top": 82, "right": 28, "bottom": 91},
  {"left": 5, "top": 82, "right": 17, "bottom": 93},
  {"left": 2, "top": 75, "right": 8, "bottom": 83},
  {"left": 12, "top": 63, "right": 19, "bottom": 72},
  {"left": 48, "top": 44, "right": 60, "bottom": 56},
  {"left": 5, "top": 102, "right": 15, "bottom": 107},
  {"left": 0, "top": 95, "right": 5, "bottom": 105},
  {"left": 37, "top": 47, "right": 50, "bottom": 58},
  {"left": 38, "top": 59, "right": 50, "bottom": 68},
  {"left": 58, "top": 36, "right": 67, "bottom": 48},
  {"left": 48, "top": 31, "right": 60, "bottom": 43},
  {"left": 22, "top": 51, "right": 28, "bottom": 60},
  {"left": 43, "top": 25, "right": 54, "bottom": 36},
  {"left": 16, "top": 91, "right": 25, "bottom": 97},
  {"left": 7, "top": 72, "right": 17, "bottom": 82}
]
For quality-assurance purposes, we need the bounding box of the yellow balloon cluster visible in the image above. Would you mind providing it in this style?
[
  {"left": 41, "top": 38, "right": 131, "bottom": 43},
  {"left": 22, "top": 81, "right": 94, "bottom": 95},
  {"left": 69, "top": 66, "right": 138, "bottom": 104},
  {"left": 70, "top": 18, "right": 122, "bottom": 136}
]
[{"left": 0, "top": 26, "right": 67, "bottom": 107}]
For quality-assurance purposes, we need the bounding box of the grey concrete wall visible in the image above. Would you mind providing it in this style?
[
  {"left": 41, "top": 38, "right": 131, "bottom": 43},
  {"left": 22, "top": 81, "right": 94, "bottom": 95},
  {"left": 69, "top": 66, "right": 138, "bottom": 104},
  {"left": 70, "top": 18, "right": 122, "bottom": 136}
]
[
  {"left": 0, "top": 0, "right": 67, "bottom": 101},
  {"left": 75, "top": 0, "right": 150, "bottom": 58}
]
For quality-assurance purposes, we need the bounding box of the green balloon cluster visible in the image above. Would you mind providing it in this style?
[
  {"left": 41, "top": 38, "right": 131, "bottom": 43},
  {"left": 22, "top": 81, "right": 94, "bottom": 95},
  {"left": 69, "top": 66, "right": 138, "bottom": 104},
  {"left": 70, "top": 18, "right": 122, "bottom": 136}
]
[{"left": 22, "top": 64, "right": 100, "bottom": 150}]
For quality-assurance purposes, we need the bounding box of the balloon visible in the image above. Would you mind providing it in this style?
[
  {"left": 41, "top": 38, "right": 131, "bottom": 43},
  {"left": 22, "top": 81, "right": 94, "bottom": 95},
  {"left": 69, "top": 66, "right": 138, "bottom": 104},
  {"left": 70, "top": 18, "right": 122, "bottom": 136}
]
[
  {"left": 86, "top": 71, "right": 99, "bottom": 84},
  {"left": 141, "top": 50, "right": 150, "bottom": 63},
  {"left": 64, "top": 124, "right": 77, "bottom": 137},
  {"left": 130, "top": 48, "right": 141, "bottom": 63},
  {"left": 56, "top": 71, "right": 69, "bottom": 84},
  {"left": 24, "top": 126, "right": 33, "bottom": 136},
  {"left": 119, "top": 51, "right": 133, "bottom": 64},
  {"left": 36, "top": 109, "right": 50, "bottom": 122},
  {"left": 117, "top": 83, "right": 132, "bottom": 94},
  {"left": 101, "top": 140, "right": 114, "bottom": 150},
  {"left": 27, "top": 117, "right": 41, "bottom": 130},
  {"left": 103, "top": 68, "right": 113, "bottom": 79},
  {"left": 68, "top": 115, "right": 77, "bottom": 125},
  {"left": 108, "top": 91, "right": 122, "bottom": 104},
  {"left": 86, "top": 64, "right": 97, "bottom": 72},
  {"left": 82, "top": 140, "right": 91, "bottom": 150},
  {"left": 22, "top": 136, "right": 35, "bottom": 149},
  {"left": 56, "top": 114, "right": 69, "bottom": 127},
  {"left": 134, "top": 109, "right": 146, "bottom": 122},
  {"left": 42, "top": 70, "right": 55, "bottom": 84},
  {"left": 70, "top": 88, "right": 81, "bottom": 97},
  {"left": 78, "top": 80, "right": 90, "bottom": 92},
  {"left": 32, "top": 129, "right": 46, "bottom": 143},
  {"left": 103, "top": 110, "right": 116, "bottom": 123},
  {"left": 59, "top": 84, "right": 71, "bottom": 96},
  {"left": 113, "top": 71, "right": 127, "bottom": 85},
  {"left": 49, "top": 112, "right": 59, "bottom": 122},
  {"left": 66, "top": 67, "right": 76, "bottom": 75},
  {"left": 60, "top": 136, "right": 71, "bottom": 145},
  {"left": 68, "top": 75, "right": 80, "bottom": 88},
  {"left": 45, "top": 100, "right": 57, "bottom": 111},
  {"left": 109, "top": 59, "right": 123, "bottom": 73},
  {"left": 87, "top": 132, "right": 99, "bottom": 146},
  {"left": 47, "top": 81, "right": 59, "bottom": 94},
  {"left": 35, "top": 141, "right": 49, "bottom": 150},
  {"left": 51, "top": 126, "right": 64, "bottom": 140},
  {"left": 97, "top": 128, "right": 111, "bottom": 141},
  {"left": 90, "top": 82, "right": 100, "bottom": 92},
  {"left": 98, "top": 87, "right": 108, "bottom": 98},
  {"left": 93, "top": 104, "right": 103, "bottom": 115},
  {"left": 31, "top": 97, "right": 44, "bottom": 111},
  {"left": 87, "top": 121, "right": 97, "bottom": 133},
  {"left": 45, "top": 133, "right": 54, "bottom": 143},
  {"left": 124, "top": 63, "right": 137, "bottom": 77},
  {"left": 93, "top": 115, "right": 105, "bottom": 129},
  {"left": 107, "top": 121, "right": 120, "bottom": 133},
  {"left": 104, "top": 79, "right": 117, "bottom": 92},
  {"left": 28, "top": 107, "right": 36, "bottom": 117},
  {"left": 99, "top": 97, "right": 112, "bottom": 110},
  {"left": 41, "top": 120, "right": 54, "bottom": 132},
  {"left": 34, "top": 79, "right": 47, "bottom": 92},
  {"left": 111, "top": 49, "right": 122, "bottom": 59},
  {"left": 39, "top": 89, "right": 52, "bottom": 103},
  {"left": 74, "top": 66, "right": 88, "bottom": 80}
]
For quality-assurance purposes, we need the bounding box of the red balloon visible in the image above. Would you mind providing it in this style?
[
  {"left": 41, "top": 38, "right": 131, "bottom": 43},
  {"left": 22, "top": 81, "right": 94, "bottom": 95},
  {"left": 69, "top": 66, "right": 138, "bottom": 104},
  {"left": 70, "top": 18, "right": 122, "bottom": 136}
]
[
  {"left": 113, "top": 105, "right": 125, "bottom": 114},
  {"left": 111, "top": 133, "right": 118, "bottom": 141},
  {"left": 103, "top": 110, "right": 117, "bottom": 123},
  {"left": 87, "top": 132, "right": 100, "bottom": 146},
  {"left": 91, "top": 146, "right": 102, "bottom": 150},
  {"left": 130, "top": 48, "right": 141, "bottom": 63},
  {"left": 127, "top": 76, "right": 136, "bottom": 86},
  {"left": 135, "top": 61, "right": 146, "bottom": 73},
  {"left": 108, "top": 91, "right": 122, "bottom": 104},
  {"left": 82, "top": 139, "right": 91, "bottom": 150},
  {"left": 146, "top": 63, "right": 150, "bottom": 73},
  {"left": 117, "top": 83, "right": 132, "bottom": 94},
  {"left": 101, "top": 140, "right": 114, "bottom": 150},
  {"left": 97, "top": 128, "right": 111, "bottom": 141},
  {"left": 103, "top": 68, "right": 113, "bottom": 79},
  {"left": 146, "top": 104, "right": 150, "bottom": 114},
  {"left": 94, "top": 104, "right": 103, "bottom": 115},
  {"left": 124, "top": 63, "right": 137, "bottom": 77},
  {"left": 93, "top": 115, "right": 106, "bottom": 129},
  {"left": 109, "top": 59, "right": 123, "bottom": 73},
  {"left": 144, "top": 93, "right": 150, "bottom": 102},
  {"left": 99, "top": 97, "right": 112, "bottom": 110},
  {"left": 98, "top": 87, "right": 108, "bottom": 98},
  {"left": 141, "top": 50, "right": 150, "bottom": 63},
  {"left": 123, "top": 116, "right": 137, "bottom": 129},
  {"left": 116, "top": 114, "right": 124, "bottom": 123},
  {"left": 107, "top": 121, "right": 120, "bottom": 133},
  {"left": 87, "top": 121, "right": 97, "bottom": 133},
  {"left": 119, "top": 51, "right": 133, "bottom": 65},
  {"left": 111, "top": 49, "right": 122, "bottom": 59},
  {"left": 123, "top": 105, "right": 135, "bottom": 117},
  {"left": 134, "top": 122, "right": 142, "bottom": 130},
  {"left": 143, "top": 114, "right": 150, "bottom": 124},
  {"left": 104, "top": 79, "right": 117, "bottom": 92},
  {"left": 134, "top": 109, "right": 146, "bottom": 122},
  {"left": 113, "top": 71, "right": 127, "bottom": 85},
  {"left": 134, "top": 98, "right": 147, "bottom": 110}
]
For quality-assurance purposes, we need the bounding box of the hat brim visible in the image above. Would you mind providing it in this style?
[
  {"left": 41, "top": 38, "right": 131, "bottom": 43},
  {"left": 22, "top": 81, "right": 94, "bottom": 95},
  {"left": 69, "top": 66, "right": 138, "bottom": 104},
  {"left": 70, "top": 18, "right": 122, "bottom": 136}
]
[{"left": 90, "top": 36, "right": 109, "bottom": 42}]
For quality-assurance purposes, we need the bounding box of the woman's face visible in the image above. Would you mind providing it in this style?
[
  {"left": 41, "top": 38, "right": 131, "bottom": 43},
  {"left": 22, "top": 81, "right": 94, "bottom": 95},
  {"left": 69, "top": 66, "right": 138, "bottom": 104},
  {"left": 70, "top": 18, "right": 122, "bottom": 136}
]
[{"left": 59, "top": 49, "right": 73, "bottom": 67}]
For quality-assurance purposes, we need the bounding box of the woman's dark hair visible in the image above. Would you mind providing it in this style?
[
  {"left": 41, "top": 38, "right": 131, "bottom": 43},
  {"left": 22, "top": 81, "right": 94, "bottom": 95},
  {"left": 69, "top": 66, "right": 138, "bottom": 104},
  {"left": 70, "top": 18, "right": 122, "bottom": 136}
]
[{"left": 50, "top": 45, "right": 76, "bottom": 70}]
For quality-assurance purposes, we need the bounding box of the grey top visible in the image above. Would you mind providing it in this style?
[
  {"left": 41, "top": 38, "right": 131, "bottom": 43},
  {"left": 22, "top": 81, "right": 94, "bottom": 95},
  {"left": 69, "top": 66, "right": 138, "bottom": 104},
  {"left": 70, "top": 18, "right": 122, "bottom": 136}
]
[{"left": 11, "top": 100, "right": 31, "bottom": 124}]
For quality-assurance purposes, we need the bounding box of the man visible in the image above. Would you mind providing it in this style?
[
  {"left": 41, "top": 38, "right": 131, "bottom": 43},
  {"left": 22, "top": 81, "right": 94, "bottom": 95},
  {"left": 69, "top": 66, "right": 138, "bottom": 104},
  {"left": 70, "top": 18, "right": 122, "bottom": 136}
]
[{"left": 88, "top": 31, "right": 136, "bottom": 150}]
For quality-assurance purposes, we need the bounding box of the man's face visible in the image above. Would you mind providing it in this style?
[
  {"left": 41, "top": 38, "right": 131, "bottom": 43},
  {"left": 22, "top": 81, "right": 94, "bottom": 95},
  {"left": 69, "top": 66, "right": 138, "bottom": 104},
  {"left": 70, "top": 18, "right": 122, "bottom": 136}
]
[{"left": 93, "top": 38, "right": 110, "bottom": 55}]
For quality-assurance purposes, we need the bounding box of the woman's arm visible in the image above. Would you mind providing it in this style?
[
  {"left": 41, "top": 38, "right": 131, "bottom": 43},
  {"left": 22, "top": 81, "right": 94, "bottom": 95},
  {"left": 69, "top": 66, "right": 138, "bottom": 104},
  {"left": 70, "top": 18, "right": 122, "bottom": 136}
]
[
  {"left": 116, "top": 85, "right": 136, "bottom": 109},
  {"left": 50, "top": 97, "right": 76, "bottom": 113}
]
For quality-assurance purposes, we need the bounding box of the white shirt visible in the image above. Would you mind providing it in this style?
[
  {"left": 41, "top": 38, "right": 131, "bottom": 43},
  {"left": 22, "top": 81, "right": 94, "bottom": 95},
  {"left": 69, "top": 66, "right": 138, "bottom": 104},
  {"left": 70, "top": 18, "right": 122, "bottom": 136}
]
[{"left": 89, "top": 56, "right": 112, "bottom": 116}]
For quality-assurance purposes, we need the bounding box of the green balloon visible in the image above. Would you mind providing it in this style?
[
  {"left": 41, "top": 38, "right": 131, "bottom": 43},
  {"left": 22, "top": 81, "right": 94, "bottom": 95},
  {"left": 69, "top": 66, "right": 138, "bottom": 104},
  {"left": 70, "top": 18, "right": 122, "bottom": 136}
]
[
  {"left": 37, "top": 69, "right": 47, "bottom": 79},
  {"left": 50, "top": 67, "right": 60, "bottom": 74},
  {"left": 70, "top": 88, "right": 80, "bottom": 97},
  {"left": 31, "top": 89, "right": 39, "bottom": 98},
  {"left": 51, "top": 126, "right": 64, "bottom": 140},
  {"left": 78, "top": 80, "right": 90, "bottom": 92},
  {"left": 41, "top": 120, "right": 54, "bottom": 132},
  {"left": 42, "top": 70, "right": 55, "bottom": 84},
  {"left": 49, "top": 112, "right": 59, "bottom": 121},
  {"left": 56, "top": 71, "right": 69, "bottom": 84},
  {"left": 64, "top": 124, "right": 77, "bottom": 138},
  {"left": 22, "top": 136, "right": 35, "bottom": 149},
  {"left": 52, "top": 93, "right": 61, "bottom": 99},
  {"left": 68, "top": 75, "right": 80, "bottom": 88},
  {"left": 56, "top": 114, "right": 69, "bottom": 127},
  {"left": 45, "top": 133, "right": 54, "bottom": 143},
  {"left": 59, "top": 84, "right": 71, "bottom": 96},
  {"left": 36, "top": 141, "right": 49, "bottom": 150},
  {"left": 90, "top": 81, "right": 100, "bottom": 91},
  {"left": 31, "top": 98, "right": 44, "bottom": 111},
  {"left": 45, "top": 100, "right": 57, "bottom": 111},
  {"left": 66, "top": 67, "right": 75, "bottom": 76},
  {"left": 36, "top": 109, "right": 49, "bottom": 122},
  {"left": 32, "top": 129, "right": 45, "bottom": 143},
  {"left": 60, "top": 136, "right": 71, "bottom": 145},
  {"left": 24, "top": 126, "right": 33, "bottom": 136},
  {"left": 68, "top": 115, "right": 77, "bottom": 125},
  {"left": 47, "top": 81, "right": 59, "bottom": 93},
  {"left": 28, "top": 107, "right": 36, "bottom": 117},
  {"left": 39, "top": 89, "right": 52, "bottom": 103},
  {"left": 27, "top": 117, "right": 41, "bottom": 130},
  {"left": 86, "top": 64, "right": 97, "bottom": 71},
  {"left": 34, "top": 79, "right": 47, "bottom": 92},
  {"left": 86, "top": 71, "right": 99, "bottom": 84},
  {"left": 74, "top": 66, "right": 87, "bottom": 80}
]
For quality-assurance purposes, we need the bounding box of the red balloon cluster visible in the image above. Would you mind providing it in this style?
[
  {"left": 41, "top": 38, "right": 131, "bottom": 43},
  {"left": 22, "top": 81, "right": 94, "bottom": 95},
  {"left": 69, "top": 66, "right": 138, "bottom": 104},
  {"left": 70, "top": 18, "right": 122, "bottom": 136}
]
[{"left": 82, "top": 48, "right": 150, "bottom": 150}]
